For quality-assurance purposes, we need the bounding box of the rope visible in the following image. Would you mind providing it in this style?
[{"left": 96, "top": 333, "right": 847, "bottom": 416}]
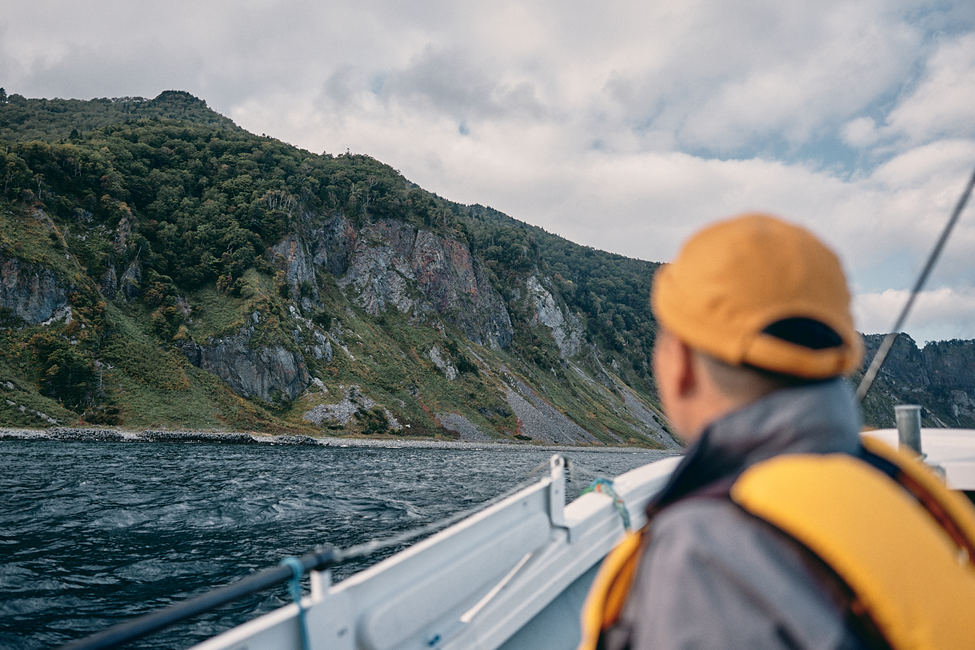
[
  {"left": 279, "top": 557, "right": 311, "bottom": 650},
  {"left": 856, "top": 162, "right": 975, "bottom": 402},
  {"left": 582, "top": 477, "right": 632, "bottom": 531}
]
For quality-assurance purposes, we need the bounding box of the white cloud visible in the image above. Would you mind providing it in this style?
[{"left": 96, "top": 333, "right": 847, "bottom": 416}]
[
  {"left": 843, "top": 117, "right": 880, "bottom": 147},
  {"left": 677, "top": 2, "right": 918, "bottom": 150},
  {"left": 883, "top": 33, "right": 975, "bottom": 145},
  {"left": 855, "top": 287, "right": 975, "bottom": 344}
]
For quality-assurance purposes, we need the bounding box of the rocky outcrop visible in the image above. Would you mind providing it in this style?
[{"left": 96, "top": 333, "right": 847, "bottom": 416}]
[
  {"left": 270, "top": 233, "right": 318, "bottom": 306},
  {"left": 526, "top": 275, "right": 584, "bottom": 358},
  {"left": 179, "top": 329, "right": 310, "bottom": 402},
  {"left": 302, "top": 384, "right": 403, "bottom": 430},
  {"left": 307, "top": 213, "right": 358, "bottom": 277},
  {"left": 0, "top": 256, "right": 69, "bottom": 324},
  {"left": 862, "top": 334, "right": 975, "bottom": 391},
  {"left": 428, "top": 345, "right": 458, "bottom": 380},
  {"left": 862, "top": 334, "right": 975, "bottom": 427},
  {"left": 320, "top": 216, "right": 513, "bottom": 348},
  {"left": 100, "top": 265, "right": 118, "bottom": 300},
  {"left": 120, "top": 261, "right": 141, "bottom": 300}
]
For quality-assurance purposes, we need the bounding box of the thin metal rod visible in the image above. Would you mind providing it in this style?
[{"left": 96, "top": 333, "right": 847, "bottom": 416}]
[
  {"left": 856, "top": 163, "right": 975, "bottom": 402},
  {"left": 56, "top": 547, "right": 339, "bottom": 650}
]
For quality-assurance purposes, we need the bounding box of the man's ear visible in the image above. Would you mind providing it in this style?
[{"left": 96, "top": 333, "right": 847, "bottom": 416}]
[{"left": 673, "top": 337, "right": 698, "bottom": 398}]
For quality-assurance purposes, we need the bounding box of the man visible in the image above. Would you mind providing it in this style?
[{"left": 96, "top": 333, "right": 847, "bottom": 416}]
[{"left": 579, "top": 214, "right": 975, "bottom": 650}]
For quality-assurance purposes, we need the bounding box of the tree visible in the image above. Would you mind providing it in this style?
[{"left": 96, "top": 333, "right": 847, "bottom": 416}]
[{"left": 0, "top": 88, "right": 6, "bottom": 104}]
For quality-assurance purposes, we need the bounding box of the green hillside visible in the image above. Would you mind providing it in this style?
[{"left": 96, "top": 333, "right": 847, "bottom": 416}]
[{"left": 0, "top": 90, "right": 671, "bottom": 446}]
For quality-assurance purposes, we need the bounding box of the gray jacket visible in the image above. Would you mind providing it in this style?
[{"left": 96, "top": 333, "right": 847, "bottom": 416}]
[{"left": 602, "top": 378, "right": 875, "bottom": 650}]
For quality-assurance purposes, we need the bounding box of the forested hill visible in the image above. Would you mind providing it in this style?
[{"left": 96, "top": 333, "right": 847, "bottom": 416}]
[
  {"left": 0, "top": 89, "right": 238, "bottom": 142},
  {"left": 0, "top": 89, "right": 969, "bottom": 441},
  {"left": 0, "top": 90, "right": 674, "bottom": 446}
]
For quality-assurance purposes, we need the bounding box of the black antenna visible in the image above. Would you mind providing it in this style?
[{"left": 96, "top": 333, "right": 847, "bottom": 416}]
[{"left": 856, "top": 163, "right": 975, "bottom": 402}]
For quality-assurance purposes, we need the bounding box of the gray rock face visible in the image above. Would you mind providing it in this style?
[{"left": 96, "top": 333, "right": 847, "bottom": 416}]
[
  {"left": 302, "top": 384, "right": 402, "bottom": 430},
  {"left": 0, "top": 256, "right": 69, "bottom": 324},
  {"left": 100, "top": 265, "right": 118, "bottom": 300},
  {"left": 270, "top": 234, "right": 318, "bottom": 301},
  {"left": 526, "top": 275, "right": 583, "bottom": 358},
  {"left": 322, "top": 216, "right": 513, "bottom": 348},
  {"left": 863, "top": 333, "right": 975, "bottom": 390},
  {"left": 308, "top": 214, "right": 358, "bottom": 276},
  {"left": 428, "top": 345, "right": 458, "bottom": 380},
  {"left": 308, "top": 330, "right": 333, "bottom": 362},
  {"left": 861, "top": 333, "right": 975, "bottom": 427},
  {"left": 120, "top": 261, "right": 142, "bottom": 300},
  {"left": 179, "top": 330, "right": 310, "bottom": 402}
]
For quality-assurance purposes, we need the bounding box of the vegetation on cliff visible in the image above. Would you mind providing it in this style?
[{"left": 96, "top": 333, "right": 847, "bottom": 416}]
[
  {"left": 0, "top": 90, "right": 671, "bottom": 446},
  {"left": 2, "top": 89, "right": 970, "bottom": 441}
]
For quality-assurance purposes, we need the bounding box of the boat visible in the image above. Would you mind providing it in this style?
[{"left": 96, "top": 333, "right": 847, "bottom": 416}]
[
  {"left": 61, "top": 415, "right": 973, "bottom": 650},
  {"left": 186, "top": 453, "right": 678, "bottom": 650}
]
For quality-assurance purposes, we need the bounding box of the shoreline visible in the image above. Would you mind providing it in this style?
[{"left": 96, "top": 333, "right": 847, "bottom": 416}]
[{"left": 0, "top": 427, "right": 681, "bottom": 455}]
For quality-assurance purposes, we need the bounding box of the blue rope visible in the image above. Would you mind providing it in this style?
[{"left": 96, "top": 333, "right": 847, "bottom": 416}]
[
  {"left": 279, "top": 556, "right": 311, "bottom": 650},
  {"left": 582, "top": 478, "right": 631, "bottom": 531}
]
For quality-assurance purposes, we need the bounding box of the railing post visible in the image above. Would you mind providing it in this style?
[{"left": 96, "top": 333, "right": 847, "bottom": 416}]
[
  {"left": 894, "top": 404, "right": 922, "bottom": 456},
  {"left": 548, "top": 455, "right": 566, "bottom": 530}
]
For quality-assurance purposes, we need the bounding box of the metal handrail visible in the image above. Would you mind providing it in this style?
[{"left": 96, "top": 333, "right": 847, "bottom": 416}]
[{"left": 55, "top": 546, "right": 340, "bottom": 650}]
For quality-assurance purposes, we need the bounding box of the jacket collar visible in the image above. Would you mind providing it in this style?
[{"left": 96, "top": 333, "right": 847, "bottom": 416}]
[{"left": 648, "top": 377, "right": 861, "bottom": 515}]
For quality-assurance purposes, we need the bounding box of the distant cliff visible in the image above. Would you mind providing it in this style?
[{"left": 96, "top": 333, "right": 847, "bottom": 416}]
[{"left": 859, "top": 334, "right": 975, "bottom": 429}]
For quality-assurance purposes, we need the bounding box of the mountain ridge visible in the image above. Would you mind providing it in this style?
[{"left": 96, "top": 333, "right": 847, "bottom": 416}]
[{"left": 0, "top": 89, "right": 970, "bottom": 442}]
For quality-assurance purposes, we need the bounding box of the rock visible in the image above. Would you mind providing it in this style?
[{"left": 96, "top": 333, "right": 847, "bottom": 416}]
[
  {"left": 41, "top": 304, "right": 72, "bottom": 326},
  {"left": 0, "top": 256, "right": 69, "bottom": 324},
  {"left": 861, "top": 334, "right": 975, "bottom": 427},
  {"left": 502, "top": 373, "right": 598, "bottom": 444},
  {"left": 329, "top": 217, "right": 513, "bottom": 348},
  {"left": 120, "top": 261, "right": 142, "bottom": 300},
  {"left": 308, "top": 213, "right": 358, "bottom": 276},
  {"left": 526, "top": 275, "right": 583, "bottom": 358},
  {"left": 179, "top": 329, "right": 310, "bottom": 402},
  {"left": 302, "top": 384, "right": 402, "bottom": 430},
  {"left": 308, "top": 330, "right": 333, "bottom": 361},
  {"left": 428, "top": 345, "right": 458, "bottom": 380},
  {"left": 100, "top": 264, "right": 118, "bottom": 300},
  {"left": 270, "top": 233, "right": 318, "bottom": 301},
  {"left": 436, "top": 412, "right": 493, "bottom": 441}
]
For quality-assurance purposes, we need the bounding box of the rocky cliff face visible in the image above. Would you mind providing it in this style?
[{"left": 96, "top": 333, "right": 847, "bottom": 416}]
[
  {"left": 0, "top": 256, "right": 70, "bottom": 324},
  {"left": 860, "top": 334, "right": 975, "bottom": 428},
  {"left": 525, "top": 275, "right": 584, "bottom": 359},
  {"left": 304, "top": 215, "right": 513, "bottom": 349},
  {"left": 179, "top": 329, "right": 310, "bottom": 403}
]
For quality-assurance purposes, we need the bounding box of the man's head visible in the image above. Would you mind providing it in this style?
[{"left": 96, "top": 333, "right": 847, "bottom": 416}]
[{"left": 650, "top": 214, "right": 863, "bottom": 442}]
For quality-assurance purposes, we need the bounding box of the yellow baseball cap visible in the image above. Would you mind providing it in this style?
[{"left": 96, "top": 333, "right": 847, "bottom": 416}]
[{"left": 651, "top": 213, "right": 863, "bottom": 378}]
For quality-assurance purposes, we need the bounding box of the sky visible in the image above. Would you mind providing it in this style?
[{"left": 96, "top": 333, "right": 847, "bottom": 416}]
[{"left": 3, "top": 0, "right": 975, "bottom": 344}]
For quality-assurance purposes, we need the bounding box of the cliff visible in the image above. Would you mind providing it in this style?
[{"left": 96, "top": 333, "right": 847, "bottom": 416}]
[
  {"left": 3, "top": 90, "right": 969, "bottom": 444},
  {"left": 0, "top": 92, "right": 677, "bottom": 446},
  {"left": 859, "top": 334, "right": 975, "bottom": 429}
]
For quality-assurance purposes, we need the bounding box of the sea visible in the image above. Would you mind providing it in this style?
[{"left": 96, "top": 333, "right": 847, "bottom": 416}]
[{"left": 0, "top": 440, "right": 675, "bottom": 650}]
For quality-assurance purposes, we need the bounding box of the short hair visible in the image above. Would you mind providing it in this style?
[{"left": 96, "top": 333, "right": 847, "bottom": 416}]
[{"left": 696, "top": 350, "right": 822, "bottom": 403}]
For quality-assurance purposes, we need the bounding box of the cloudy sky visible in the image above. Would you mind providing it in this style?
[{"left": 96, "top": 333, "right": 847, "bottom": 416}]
[{"left": 4, "top": 1, "right": 975, "bottom": 344}]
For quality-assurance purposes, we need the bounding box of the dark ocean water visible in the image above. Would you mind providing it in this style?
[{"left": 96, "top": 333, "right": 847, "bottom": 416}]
[{"left": 0, "top": 440, "right": 673, "bottom": 650}]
